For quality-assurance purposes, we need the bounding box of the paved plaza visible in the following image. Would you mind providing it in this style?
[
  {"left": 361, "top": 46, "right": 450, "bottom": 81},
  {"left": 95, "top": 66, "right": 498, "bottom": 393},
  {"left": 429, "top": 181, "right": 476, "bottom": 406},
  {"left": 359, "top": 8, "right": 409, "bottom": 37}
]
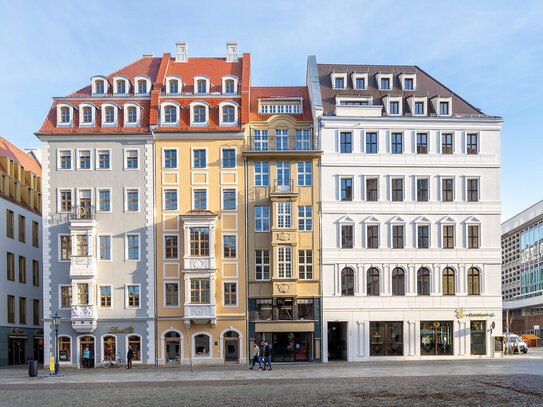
[{"left": 1, "top": 352, "right": 542, "bottom": 406}]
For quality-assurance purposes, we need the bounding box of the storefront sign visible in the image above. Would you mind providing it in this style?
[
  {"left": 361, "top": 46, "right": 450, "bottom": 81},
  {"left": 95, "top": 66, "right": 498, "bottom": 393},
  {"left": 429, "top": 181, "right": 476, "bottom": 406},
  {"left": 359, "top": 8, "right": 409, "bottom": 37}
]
[
  {"left": 535, "top": 325, "right": 540, "bottom": 330},
  {"left": 455, "top": 308, "right": 495, "bottom": 319},
  {"left": 108, "top": 326, "right": 134, "bottom": 334},
  {"left": 9, "top": 328, "right": 23, "bottom": 335}
]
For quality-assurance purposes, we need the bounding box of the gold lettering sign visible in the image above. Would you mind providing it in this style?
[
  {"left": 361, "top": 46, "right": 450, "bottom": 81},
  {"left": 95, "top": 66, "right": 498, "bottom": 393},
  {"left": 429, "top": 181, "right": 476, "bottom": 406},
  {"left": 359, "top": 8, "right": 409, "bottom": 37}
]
[
  {"left": 109, "top": 326, "right": 134, "bottom": 334},
  {"left": 456, "top": 308, "right": 495, "bottom": 319},
  {"left": 10, "top": 328, "right": 22, "bottom": 334}
]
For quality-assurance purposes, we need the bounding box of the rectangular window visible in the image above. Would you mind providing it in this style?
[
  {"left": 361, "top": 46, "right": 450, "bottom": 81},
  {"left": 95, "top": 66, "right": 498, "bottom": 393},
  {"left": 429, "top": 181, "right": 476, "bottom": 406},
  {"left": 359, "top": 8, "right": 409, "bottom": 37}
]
[
  {"left": 127, "top": 235, "right": 140, "bottom": 260},
  {"left": 389, "top": 101, "right": 399, "bottom": 114},
  {"left": 256, "top": 299, "right": 273, "bottom": 320},
  {"left": 367, "top": 225, "right": 379, "bottom": 248},
  {"left": 295, "top": 129, "right": 311, "bottom": 150},
  {"left": 417, "top": 179, "right": 429, "bottom": 202},
  {"left": 467, "top": 179, "right": 479, "bottom": 202},
  {"left": 391, "top": 178, "right": 403, "bottom": 202},
  {"left": 77, "top": 283, "right": 89, "bottom": 305},
  {"left": 275, "top": 129, "right": 288, "bottom": 151},
  {"left": 366, "top": 178, "right": 378, "bottom": 201},
  {"left": 416, "top": 133, "right": 428, "bottom": 154},
  {"left": 164, "top": 235, "right": 178, "bottom": 259},
  {"left": 223, "top": 235, "right": 237, "bottom": 258},
  {"left": 255, "top": 250, "right": 270, "bottom": 280},
  {"left": 415, "top": 101, "right": 424, "bottom": 115},
  {"left": 6, "top": 209, "right": 14, "bottom": 238},
  {"left": 165, "top": 282, "right": 179, "bottom": 306},
  {"left": 340, "top": 178, "right": 353, "bottom": 201},
  {"left": 98, "top": 190, "right": 110, "bottom": 211},
  {"left": 356, "top": 78, "right": 365, "bottom": 89},
  {"left": 393, "top": 225, "right": 404, "bottom": 249},
  {"left": 254, "top": 130, "right": 269, "bottom": 151},
  {"left": 335, "top": 77, "right": 344, "bottom": 89},
  {"left": 277, "top": 246, "right": 292, "bottom": 278},
  {"left": 7, "top": 295, "right": 15, "bottom": 323},
  {"left": 298, "top": 206, "right": 312, "bottom": 231},
  {"left": 164, "top": 189, "right": 178, "bottom": 210},
  {"left": 370, "top": 322, "right": 403, "bottom": 356},
  {"left": 193, "top": 149, "right": 206, "bottom": 168},
  {"left": 298, "top": 249, "right": 313, "bottom": 279},
  {"left": 18, "top": 215, "right": 25, "bottom": 242},
  {"left": 164, "top": 149, "right": 177, "bottom": 168},
  {"left": 32, "top": 221, "right": 39, "bottom": 247},
  {"left": 98, "top": 150, "right": 110, "bottom": 169},
  {"left": 366, "top": 132, "right": 377, "bottom": 153},
  {"left": 297, "top": 162, "right": 312, "bottom": 186},
  {"left": 381, "top": 78, "right": 390, "bottom": 89},
  {"left": 468, "top": 225, "right": 480, "bottom": 249},
  {"left": 60, "top": 235, "right": 72, "bottom": 260},
  {"left": 76, "top": 235, "right": 88, "bottom": 256},
  {"left": 7, "top": 252, "right": 14, "bottom": 280},
  {"left": 443, "top": 225, "right": 454, "bottom": 249},
  {"left": 194, "top": 189, "right": 207, "bottom": 209},
  {"left": 32, "top": 299, "right": 39, "bottom": 326},
  {"left": 442, "top": 178, "right": 454, "bottom": 202},
  {"left": 340, "top": 132, "right": 352, "bottom": 153},
  {"left": 467, "top": 134, "right": 478, "bottom": 155},
  {"left": 127, "top": 285, "right": 140, "bottom": 307},
  {"left": 255, "top": 206, "right": 270, "bottom": 232},
  {"left": 100, "top": 286, "right": 112, "bottom": 307},
  {"left": 60, "top": 190, "right": 72, "bottom": 212},
  {"left": 440, "top": 102, "right": 449, "bottom": 115},
  {"left": 190, "top": 278, "right": 210, "bottom": 304},
  {"left": 190, "top": 227, "right": 209, "bottom": 256},
  {"left": 79, "top": 150, "right": 91, "bottom": 169},
  {"left": 61, "top": 286, "right": 72, "bottom": 308},
  {"left": 60, "top": 150, "right": 71, "bottom": 169},
  {"left": 277, "top": 202, "right": 292, "bottom": 228},
  {"left": 404, "top": 78, "right": 414, "bottom": 90},
  {"left": 32, "top": 260, "right": 39, "bottom": 286},
  {"left": 223, "top": 189, "right": 236, "bottom": 210},
  {"left": 222, "top": 148, "right": 235, "bottom": 168},
  {"left": 127, "top": 189, "right": 139, "bottom": 211},
  {"left": 255, "top": 162, "right": 269, "bottom": 186},
  {"left": 341, "top": 225, "right": 353, "bottom": 248},
  {"left": 99, "top": 235, "right": 111, "bottom": 260},
  {"left": 391, "top": 133, "right": 403, "bottom": 154},
  {"left": 224, "top": 282, "right": 237, "bottom": 306},
  {"left": 441, "top": 133, "right": 453, "bottom": 154},
  {"left": 418, "top": 226, "right": 429, "bottom": 248},
  {"left": 19, "top": 256, "right": 26, "bottom": 283},
  {"left": 420, "top": 321, "right": 453, "bottom": 355},
  {"left": 126, "top": 150, "right": 138, "bottom": 169}
]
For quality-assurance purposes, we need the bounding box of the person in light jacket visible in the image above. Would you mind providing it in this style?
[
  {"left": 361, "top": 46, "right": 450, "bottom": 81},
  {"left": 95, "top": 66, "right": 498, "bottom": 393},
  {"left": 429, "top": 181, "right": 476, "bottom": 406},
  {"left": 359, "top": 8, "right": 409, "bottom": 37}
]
[
  {"left": 82, "top": 347, "right": 90, "bottom": 369},
  {"left": 250, "top": 342, "right": 261, "bottom": 370}
]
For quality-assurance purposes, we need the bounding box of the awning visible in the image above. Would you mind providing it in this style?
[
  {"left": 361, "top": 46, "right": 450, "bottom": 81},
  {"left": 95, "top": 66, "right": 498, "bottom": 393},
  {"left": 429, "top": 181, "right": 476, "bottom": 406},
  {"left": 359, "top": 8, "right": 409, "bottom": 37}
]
[{"left": 521, "top": 334, "right": 541, "bottom": 340}]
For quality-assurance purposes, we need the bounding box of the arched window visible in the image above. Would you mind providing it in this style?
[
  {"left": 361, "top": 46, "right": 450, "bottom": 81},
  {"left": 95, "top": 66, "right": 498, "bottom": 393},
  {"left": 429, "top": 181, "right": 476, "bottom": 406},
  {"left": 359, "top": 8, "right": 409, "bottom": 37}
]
[
  {"left": 60, "top": 107, "right": 70, "bottom": 123},
  {"left": 58, "top": 336, "right": 71, "bottom": 362},
  {"left": 392, "top": 267, "right": 405, "bottom": 295},
  {"left": 164, "top": 106, "right": 176, "bottom": 123},
  {"left": 225, "top": 79, "right": 235, "bottom": 93},
  {"left": 367, "top": 267, "right": 380, "bottom": 296},
  {"left": 467, "top": 267, "right": 480, "bottom": 295},
  {"left": 116, "top": 80, "right": 126, "bottom": 94},
  {"left": 95, "top": 80, "right": 104, "bottom": 94},
  {"left": 82, "top": 107, "right": 92, "bottom": 123},
  {"left": 341, "top": 267, "right": 354, "bottom": 296},
  {"left": 417, "top": 267, "right": 430, "bottom": 295},
  {"left": 137, "top": 80, "right": 147, "bottom": 94},
  {"left": 128, "top": 335, "right": 141, "bottom": 361},
  {"left": 442, "top": 267, "right": 455, "bottom": 295},
  {"left": 127, "top": 107, "right": 137, "bottom": 123},
  {"left": 164, "top": 331, "right": 181, "bottom": 363},
  {"left": 169, "top": 80, "right": 179, "bottom": 94},
  {"left": 194, "top": 334, "right": 210, "bottom": 356},
  {"left": 197, "top": 80, "right": 206, "bottom": 94},
  {"left": 103, "top": 335, "right": 116, "bottom": 359},
  {"left": 222, "top": 106, "right": 235, "bottom": 123},
  {"left": 105, "top": 107, "right": 114, "bottom": 123},
  {"left": 194, "top": 106, "right": 206, "bottom": 123}
]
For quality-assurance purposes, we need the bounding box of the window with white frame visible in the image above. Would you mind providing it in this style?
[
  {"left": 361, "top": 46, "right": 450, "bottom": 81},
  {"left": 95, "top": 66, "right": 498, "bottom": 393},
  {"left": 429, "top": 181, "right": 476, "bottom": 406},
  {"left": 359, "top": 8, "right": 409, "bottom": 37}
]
[
  {"left": 223, "top": 189, "right": 236, "bottom": 210},
  {"left": 193, "top": 149, "right": 206, "bottom": 168},
  {"left": 191, "top": 104, "right": 208, "bottom": 125},
  {"left": 223, "top": 235, "right": 237, "bottom": 258},
  {"left": 127, "top": 234, "right": 140, "bottom": 260},
  {"left": 298, "top": 206, "right": 312, "bottom": 231},
  {"left": 98, "top": 189, "right": 111, "bottom": 212},
  {"left": 223, "top": 282, "right": 237, "bottom": 306},
  {"left": 277, "top": 202, "right": 292, "bottom": 228},
  {"left": 102, "top": 104, "right": 118, "bottom": 126},
  {"left": 127, "top": 285, "right": 140, "bottom": 308},
  {"left": 80, "top": 105, "right": 95, "bottom": 126},
  {"left": 222, "top": 148, "right": 236, "bottom": 168},
  {"left": 162, "top": 104, "right": 178, "bottom": 125},
  {"left": 442, "top": 224, "right": 455, "bottom": 249},
  {"left": 277, "top": 246, "right": 292, "bottom": 278},
  {"left": 164, "top": 189, "right": 178, "bottom": 210},
  {"left": 164, "top": 235, "right": 178, "bottom": 259},
  {"left": 100, "top": 285, "right": 112, "bottom": 308},
  {"left": 297, "top": 162, "right": 312, "bottom": 186},
  {"left": 126, "top": 189, "right": 139, "bottom": 212},
  {"left": 275, "top": 129, "right": 288, "bottom": 150},
  {"left": 220, "top": 103, "right": 237, "bottom": 125},
  {"left": 255, "top": 206, "right": 270, "bottom": 232},
  {"left": 165, "top": 282, "right": 179, "bottom": 307},
  {"left": 255, "top": 250, "right": 270, "bottom": 280},
  {"left": 166, "top": 76, "right": 182, "bottom": 94},
  {"left": 125, "top": 149, "right": 139, "bottom": 169},
  {"left": 295, "top": 129, "right": 311, "bottom": 150},
  {"left": 60, "top": 285, "right": 72, "bottom": 308},
  {"left": 99, "top": 235, "right": 111, "bottom": 260},
  {"left": 163, "top": 149, "right": 177, "bottom": 169},
  {"left": 298, "top": 249, "right": 313, "bottom": 279},
  {"left": 78, "top": 150, "right": 91, "bottom": 169},
  {"left": 255, "top": 162, "right": 269, "bottom": 186},
  {"left": 366, "top": 225, "right": 379, "bottom": 248},
  {"left": 59, "top": 150, "right": 72, "bottom": 169},
  {"left": 254, "top": 130, "right": 268, "bottom": 151},
  {"left": 57, "top": 104, "right": 74, "bottom": 127},
  {"left": 97, "top": 150, "right": 110, "bottom": 169}
]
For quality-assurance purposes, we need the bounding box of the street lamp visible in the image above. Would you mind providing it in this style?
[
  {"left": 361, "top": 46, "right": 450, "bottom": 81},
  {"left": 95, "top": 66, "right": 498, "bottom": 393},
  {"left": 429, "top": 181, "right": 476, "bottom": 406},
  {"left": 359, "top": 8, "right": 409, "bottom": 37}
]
[{"left": 52, "top": 312, "right": 61, "bottom": 376}]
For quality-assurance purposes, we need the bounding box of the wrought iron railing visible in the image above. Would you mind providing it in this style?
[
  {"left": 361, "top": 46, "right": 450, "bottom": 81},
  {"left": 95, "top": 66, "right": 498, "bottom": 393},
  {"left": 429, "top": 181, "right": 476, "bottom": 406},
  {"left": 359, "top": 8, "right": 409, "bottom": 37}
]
[
  {"left": 271, "top": 179, "right": 296, "bottom": 194},
  {"left": 245, "top": 136, "right": 318, "bottom": 152},
  {"left": 70, "top": 204, "right": 95, "bottom": 220}
]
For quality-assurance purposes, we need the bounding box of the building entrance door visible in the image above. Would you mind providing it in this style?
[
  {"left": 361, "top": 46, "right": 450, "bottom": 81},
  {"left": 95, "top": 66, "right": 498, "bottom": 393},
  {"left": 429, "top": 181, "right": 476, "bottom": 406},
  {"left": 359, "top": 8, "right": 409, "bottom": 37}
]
[
  {"left": 164, "top": 331, "right": 181, "bottom": 364},
  {"left": 224, "top": 331, "right": 239, "bottom": 363},
  {"left": 33, "top": 337, "right": 44, "bottom": 364},
  {"left": 328, "top": 322, "right": 348, "bottom": 361},
  {"left": 80, "top": 336, "right": 95, "bottom": 368},
  {"left": 8, "top": 337, "right": 27, "bottom": 365}
]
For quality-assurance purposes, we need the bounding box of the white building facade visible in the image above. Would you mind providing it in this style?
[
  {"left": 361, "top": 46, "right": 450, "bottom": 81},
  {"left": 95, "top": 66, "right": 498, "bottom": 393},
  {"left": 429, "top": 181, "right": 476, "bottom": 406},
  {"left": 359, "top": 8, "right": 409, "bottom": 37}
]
[{"left": 307, "top": 56, "right": 503, "bottom": 361}]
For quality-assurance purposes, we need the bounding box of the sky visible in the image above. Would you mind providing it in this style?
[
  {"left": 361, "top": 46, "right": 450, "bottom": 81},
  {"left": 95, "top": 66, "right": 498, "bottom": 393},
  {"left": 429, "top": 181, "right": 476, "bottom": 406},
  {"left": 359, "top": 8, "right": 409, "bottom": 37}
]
[{"left": 0, "top": 0, "right": 542, "bottom": 220}]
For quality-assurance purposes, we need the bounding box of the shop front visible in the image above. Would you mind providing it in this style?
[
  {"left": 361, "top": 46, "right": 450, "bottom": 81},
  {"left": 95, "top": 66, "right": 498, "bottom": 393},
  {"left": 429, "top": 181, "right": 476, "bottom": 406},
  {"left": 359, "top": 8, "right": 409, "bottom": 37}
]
[
  {"left": 255, "top": 321, "right": 316, "bottom": 362},
  {"left": 0, "top": 327, "right": 43, "bottom": 367}
]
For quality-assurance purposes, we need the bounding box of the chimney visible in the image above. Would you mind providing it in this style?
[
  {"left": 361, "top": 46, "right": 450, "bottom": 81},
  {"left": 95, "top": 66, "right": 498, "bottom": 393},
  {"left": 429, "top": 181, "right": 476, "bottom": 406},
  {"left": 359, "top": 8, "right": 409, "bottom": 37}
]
[
  {"left": 142, "top": 53, "right": 154, "bottom": 58},
  {"left": 175, "top": 41, "right": 188, "bottom": 62},
  {"left": 226, "top": 42, "right": 238, "bottom": 62}
]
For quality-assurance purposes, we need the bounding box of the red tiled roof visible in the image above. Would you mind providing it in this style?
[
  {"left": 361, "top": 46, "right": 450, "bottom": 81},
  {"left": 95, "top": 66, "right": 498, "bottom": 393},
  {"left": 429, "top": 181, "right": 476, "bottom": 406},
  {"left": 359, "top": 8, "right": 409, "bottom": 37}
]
[
  {"left": 249, "top": 86, "right": 313, "bottom": 121},
  {"left": 0, "top": 137, "right": 41, "bottom": 176}
]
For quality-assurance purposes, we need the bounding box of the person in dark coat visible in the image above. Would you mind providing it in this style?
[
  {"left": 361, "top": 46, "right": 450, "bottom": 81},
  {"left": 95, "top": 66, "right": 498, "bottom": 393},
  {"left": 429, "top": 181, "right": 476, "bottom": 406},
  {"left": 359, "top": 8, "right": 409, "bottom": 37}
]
[
  {"left": 264, "top": 341, "right": 272, "bottom": 370},
  {"left": 127, "top": 347, "right": 134, "bottom": 369}
]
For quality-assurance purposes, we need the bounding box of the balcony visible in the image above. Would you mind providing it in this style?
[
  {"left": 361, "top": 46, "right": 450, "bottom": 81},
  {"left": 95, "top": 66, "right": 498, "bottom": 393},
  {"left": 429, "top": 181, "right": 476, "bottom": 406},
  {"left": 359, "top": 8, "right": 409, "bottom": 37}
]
[
  {"left": 69, "top": 255, "right": 97, "bottom": 279},
  {"left": 69, "top": 205, "right": 97, "bottom": 229},
  {"left": 245, "top": 136, "right": 318, "bottom": 152},
  {"left": 70, "top": 304, "right": 97, "bottom": 333},
  {"left": 271, "top": 179, "right": 298, "bottom": 196},
  {"left": 184, "top": 303, "right": 217, "bottom": 327}
]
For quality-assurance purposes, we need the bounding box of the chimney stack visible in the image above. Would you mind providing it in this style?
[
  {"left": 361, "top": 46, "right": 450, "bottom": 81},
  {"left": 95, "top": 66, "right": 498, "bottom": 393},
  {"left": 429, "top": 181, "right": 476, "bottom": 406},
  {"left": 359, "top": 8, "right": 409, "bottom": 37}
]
[
  {"left": 226, "top": 42, "right": 238, "bottom": 62},
  {"left": 142, "top": 53, "right": 154, "bottom": 58},
  {"left": 175, "top": 41, "right": 188, "bottom": 62}
]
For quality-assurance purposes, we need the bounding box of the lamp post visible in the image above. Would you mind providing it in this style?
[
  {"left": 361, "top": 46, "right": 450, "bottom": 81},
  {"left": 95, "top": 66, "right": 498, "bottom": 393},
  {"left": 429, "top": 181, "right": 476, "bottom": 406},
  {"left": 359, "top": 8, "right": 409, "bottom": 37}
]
[{"left": 52, "top": 312, "right": 61, "bottom": 376}]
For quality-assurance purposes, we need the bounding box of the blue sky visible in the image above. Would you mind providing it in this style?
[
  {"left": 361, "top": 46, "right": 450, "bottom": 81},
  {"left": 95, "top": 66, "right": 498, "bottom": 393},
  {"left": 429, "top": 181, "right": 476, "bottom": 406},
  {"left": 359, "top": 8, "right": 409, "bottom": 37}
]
[{"left": 1, "top": 0, "right": 541, "bottom": 220}]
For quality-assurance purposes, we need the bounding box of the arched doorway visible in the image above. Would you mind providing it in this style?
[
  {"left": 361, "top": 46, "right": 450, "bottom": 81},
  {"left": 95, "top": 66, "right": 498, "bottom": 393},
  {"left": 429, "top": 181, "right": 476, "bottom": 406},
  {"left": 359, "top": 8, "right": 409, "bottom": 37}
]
[
  {"left": 223, "top": 331, "right": 239, "bottom": 363},
  {"left": 164, "top": 331, "right": 181, "bottom": 364},
  {"left": 103, "top": 335, "right": 116, "bottom": 360},
  {"left": 79, "top": 335, "right": 95, "bottom": 368}
]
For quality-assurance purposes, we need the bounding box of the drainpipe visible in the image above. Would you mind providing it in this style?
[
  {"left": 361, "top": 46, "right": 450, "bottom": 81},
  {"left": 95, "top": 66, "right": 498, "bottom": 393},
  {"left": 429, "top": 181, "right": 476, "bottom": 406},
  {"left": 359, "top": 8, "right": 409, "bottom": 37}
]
[{"left": 244, "top": 154, "right": 250, "bottom": 364}]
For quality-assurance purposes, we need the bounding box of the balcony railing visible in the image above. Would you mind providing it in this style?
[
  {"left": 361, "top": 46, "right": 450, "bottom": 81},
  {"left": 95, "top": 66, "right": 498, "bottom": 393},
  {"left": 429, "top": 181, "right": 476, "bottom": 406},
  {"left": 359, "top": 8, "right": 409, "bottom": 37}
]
[
  {"left": 70, "top": 204, "right": 96, "bottom": 220},
  {"left": 271, "top": 179, "right": 297, "bottom": 194},
  {"left": 69, "top": 255, "right": 97, "bottom": 279},
  {"left": 245, "top": 135, "right": 318, "bottom": 152}
]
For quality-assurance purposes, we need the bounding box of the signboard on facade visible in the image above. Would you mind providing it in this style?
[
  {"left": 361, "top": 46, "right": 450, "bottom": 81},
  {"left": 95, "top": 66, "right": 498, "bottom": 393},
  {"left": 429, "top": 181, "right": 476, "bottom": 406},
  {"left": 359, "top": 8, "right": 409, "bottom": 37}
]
[
  {"left": 455, "top": 308, "right": 495, "bottom": 319},
  {"left": 108, "top": 326, "right": 134, "bottom": 334},
  {"left": 535, "top": 325, "right": 540, "bottom": 330}
]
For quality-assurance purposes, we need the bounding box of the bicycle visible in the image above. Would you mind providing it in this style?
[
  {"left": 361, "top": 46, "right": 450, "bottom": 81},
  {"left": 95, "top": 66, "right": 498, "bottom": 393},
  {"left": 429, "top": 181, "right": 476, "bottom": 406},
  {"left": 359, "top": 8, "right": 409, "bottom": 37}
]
[{"left": 101, "top": 353, "right": 126, "bottom": 368}]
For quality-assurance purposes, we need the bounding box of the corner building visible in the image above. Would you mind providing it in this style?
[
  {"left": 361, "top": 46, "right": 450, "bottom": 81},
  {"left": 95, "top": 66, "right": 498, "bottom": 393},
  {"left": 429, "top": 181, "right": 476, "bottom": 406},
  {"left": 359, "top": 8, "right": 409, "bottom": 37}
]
[
  {"left": 245, "top": 87, "right": 322, "bottom": 362},
  {"left": 307, "top": 56, "right": 503, "bottom": 361},
  {"left": 154, "top": 42, "right": 248, "bottom": 365}
]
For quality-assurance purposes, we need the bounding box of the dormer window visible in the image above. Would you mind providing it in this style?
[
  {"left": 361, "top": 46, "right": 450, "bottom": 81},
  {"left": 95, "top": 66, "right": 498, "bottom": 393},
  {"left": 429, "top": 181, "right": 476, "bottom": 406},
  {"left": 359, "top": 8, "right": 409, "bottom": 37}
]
[
  {"left": 169, "top": 81, "right": 178, "bottom": 93},
  {"left": 134, "top": 75, "right": 151, "bottom": 95},
  {"left": 56, "top": 103, "right": 76, "bottom": 127},
  {"left": 404, "top": 78, "right": 414, "bottom": 90},
  {"left": 415, "top": 101, "right": 424, "bottom": 114},
  {"left": 189, "top": 101, "right": 210, "bottom": 126},
  {"left": 137, "top": 80, "right": 147, "bottom": 94},
  {"left": 61, "top": 107, "right": 70, "bottom": 123},
  {"left": 197, "top": 80, "right": 206, "bottom": 94},
  {"left": 79, "top": 102, "right": 99, "bottom": 127},
  {"left": 356, "top": 78, "right": 365, "bottom": 89},
  {"left": 160, "top": 101, "right": 181, "bottom": 126},
  {"left": 101, "top": 103, "right": 119, "bottom": 127},
  {"left": 383, "top": 95, "right": 403, "bottom": 116},
  {"left": 390, "top": 101, "right": 399, "bottom": 114},
  {"left": 408, "top": 96, "right": 427, "bottom": 116},
  {"left": 376, "top": 72, "right": 393, "bottom": 90},
  {"left": 223, "top": 106, "right": 234, "bottom": 122},
  {"left": 440, "top": 101, "right": 449, "bottom": 115},
  {"left": 335, "top": 77, "right": 344, "bottom": 89},
  {"left": 219, "top": 101, "right": 239, "bottom": 126},
  {"left": 127, "top": 107, "right": 136, "bottom": 123},
  {"left": 113, "top": 76, "right": 130, "bottom": 95},
  {"left": 381, "top": 78, "right": 390, "bottom": 90},
  {"left": 165, "top": 106, "right": 176, "bottom": 123},
  {"left": 221, "top": 75, "right": 238, "bottom": 94},
  {"left": 194, "top": 106, "right": 206, "bottom": 122},
  {"left": 123, "top": 102, "right": 142, "bottom": 127},
  {"left": 330, "top": 71, "right": 347, "bottom": 89},
  {"left": 165, "top": 75, "right": 182, "bottom": 94},
  {"left": 105, "top": 107, "right": 114, "bottom": 123},
  {"left": 91, "top": 76, "right": 109, "bottom": 96},
  {"left": 400, "top": 73, "right": 417, "bottom": 91},
  {"left": 95, "top": 80, "right": 104, "bottom": 94},
  {"left": 82, "top": 107, "right": 92, "bottom": 123},
  {"left": 431, "top": 95, "right": 453, "bottom": 116},
  {"left": 117, "top": 81, "right": 126, "bottom": 94},
  {"left": 225, "top": 80, "right": 234, "bottom": 93}
]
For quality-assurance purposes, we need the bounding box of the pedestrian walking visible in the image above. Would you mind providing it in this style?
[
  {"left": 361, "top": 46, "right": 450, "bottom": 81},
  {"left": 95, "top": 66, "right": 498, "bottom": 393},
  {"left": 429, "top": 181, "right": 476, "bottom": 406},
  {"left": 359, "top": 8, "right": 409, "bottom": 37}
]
[
  {"left": 82, "top": 346, "right": 90, "bottom": 369},
  {"left": 264, "top": 341, "right": 272, "bottom": 370},
  {"left": 127, "top": 347, "right": 134, "bottom": 369},
  {"left": 250, "top": 342, "right": 261, "bottom": 369},
  {"left": 258, "top": 342, "right": 265, "bottom": 370}
]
